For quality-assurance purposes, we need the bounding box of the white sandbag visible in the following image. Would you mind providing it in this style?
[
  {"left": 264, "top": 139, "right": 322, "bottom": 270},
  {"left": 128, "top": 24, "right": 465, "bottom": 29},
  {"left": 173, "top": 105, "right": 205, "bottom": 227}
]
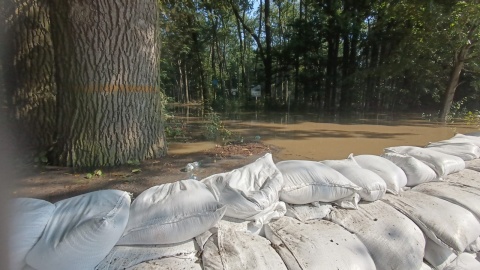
[
  {"left": 424, "top": 236, "right": 457, "bottom": 270},
  {"left": 466, "top": 237, "right": 480, "bottom": 253},
  {"left": 327, "top": 200, "right": 425, "bottom": 270},
  {"left": 385, "top": 146, "right": 465, "bottom": 177},
  {"left": 26, "top": 190, "right": 131, "bottom": 270},
  {"left": 382, "top": 191, "right": 480, "bottom": 253},
  {"left": 265, "top": 217, "right": 376, "bottom": 270},
  {"left": 353, "top": 154, "right": 407, "bottom": 194},
  {"left": 420, "top": 262, "right": 434, "bottom": 270},
  {"left": 445, "top": 169, "right": 480, "bottom": 190},
  {"left": 276, "top": 160, "right": 361, "bottom": 205},
  {"left": 9, "top": 198, "right": 55, "bottom": 270},
  {"left": 454, "top": 133, "right": 480, "bottom": 147},
  {"left": 285, "top": 202, "right": 333, "bottom": 222},
  {"left": 413, "top": 182, "right": 480, "bottom": 220},
  {"left": 201, "top": 153, "right": 285, "bottom": 225},
  {"left": 444, "top": 253, "right": 480, "bottom": 270},
  {"left": 465, "top": 159, "right": 480, "bottom": 172},
  {"left": 322, "top": 154, "right": 387, "bottom": 201},
  {"left": 202, "top": 226, "right": 287, "bottom": 270},
  {"left": 95, "top": 240, "right": 198, "bottom": 270},
  {"left": 126, "top": 256, "right": 202, "bottom": 270},
  {"left": 118, "top": 180, "right": 226, "bottom": 245},
  {"left": 426, "top": 140, "right": 480, "bottom": 161},
  {"left": 382, "top": 152, "right": 438, "bottom": 186}
]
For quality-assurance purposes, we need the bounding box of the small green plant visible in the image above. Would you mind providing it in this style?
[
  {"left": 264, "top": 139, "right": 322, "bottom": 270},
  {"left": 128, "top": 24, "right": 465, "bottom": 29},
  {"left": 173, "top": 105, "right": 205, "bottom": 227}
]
[
  {"left": 86, "top": 169, "right": 102, "bottom": 179},
  {"left": 164, "top": 118, "right": 187, "bottom": 139},
  {"left": 204, "top": 109, "right": 233, "bottom": 142},
  {"left": 464, "top": 110, "right": 480, "bottom": 126},
  {"left": 127, "top": 159, "right": 141, "bottom": 166}
]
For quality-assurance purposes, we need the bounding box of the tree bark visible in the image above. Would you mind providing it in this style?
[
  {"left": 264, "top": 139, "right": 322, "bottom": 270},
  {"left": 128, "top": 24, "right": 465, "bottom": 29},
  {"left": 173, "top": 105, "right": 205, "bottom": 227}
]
[
  {"left": 50, "top": 0, "right": 166, "bottom": 167},
  {"left": 5, "top": 0, "right": 57, "bottom": 153}
]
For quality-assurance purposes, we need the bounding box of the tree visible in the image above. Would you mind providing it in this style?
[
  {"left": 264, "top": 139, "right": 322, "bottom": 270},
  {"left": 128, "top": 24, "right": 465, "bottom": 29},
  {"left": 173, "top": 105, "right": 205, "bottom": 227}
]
[
  {"left": 49, "top": 0, "right": 167, "bottom": 167},
  {"left": 439, "top": 1, "right": 480, "bottom": 121}
]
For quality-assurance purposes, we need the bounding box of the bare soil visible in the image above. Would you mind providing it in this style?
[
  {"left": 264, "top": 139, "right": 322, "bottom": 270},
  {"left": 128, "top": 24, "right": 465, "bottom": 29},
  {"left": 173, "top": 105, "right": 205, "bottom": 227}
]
[{"left": 11, "top": 142, "right": 278, "bottom": 203}]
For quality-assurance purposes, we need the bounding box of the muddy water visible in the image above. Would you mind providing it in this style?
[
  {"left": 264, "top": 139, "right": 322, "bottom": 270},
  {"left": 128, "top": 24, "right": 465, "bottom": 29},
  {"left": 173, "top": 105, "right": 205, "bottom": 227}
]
[{"left": 167, "top": 109, "right": 480, "bottom": 161}]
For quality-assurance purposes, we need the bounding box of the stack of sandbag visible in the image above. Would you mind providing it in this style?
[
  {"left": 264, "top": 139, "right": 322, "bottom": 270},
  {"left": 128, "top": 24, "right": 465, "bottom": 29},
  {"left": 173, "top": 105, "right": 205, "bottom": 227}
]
[
  {"left": 382, "top": 191, "right": 480, "bottom": 268},
  {"left": 265, "top": 216, "right": 377, "bottom": 269},
  {"left": 381, "top": 151, "right": 438, "bottom": 186},
  {"left": 412, "top": 181, "right": 480, "bottom": 220},
  {"left": 9, "top": 198, "right": 55, "bottom": 270},
  {"left": 384, "top": 146, "right": 465, "bottom": 179},
  {"left": 276, "top": 160, "right": 361, "bottom": 208},
  {"left": 425, "top": 140, "right": 480, "bottom": 161},
  {"left": 444, "top": 169, "right": 480, "bottom": 190},
  {"left": 24, "top": 190, "right": 131, "bottom": 270},
  {"left": 201, "top": 153, "right": 286, "bottom": 232},
  {"left": 201, "top": 220, "right": 288, "bottom": 270},
  {"left": 117, "top": 179, "right": 226, "bottom": 245},
  {"left": 99, "top": 180, "right": 226, "bottom": 269},
  {"left": 352, "top": 154, "right": 408, "bottom": 194},
  {"left": 285, "top": 202, "right": 334, "bottom": 222},
  {"left": 451, "top": 133, "right": 480, "bottom": 147},
  {"left": 443, "top": 253, "right": 480, "bottom": 270},
  {"left": 95, "top": 240, "right": 200, "bottom": 270},
  {"left": 321, "top": 154, "right": 387, "bottom": 201},
  {"left": 327, "top": 200, "right": 426, "bottom": 270}
]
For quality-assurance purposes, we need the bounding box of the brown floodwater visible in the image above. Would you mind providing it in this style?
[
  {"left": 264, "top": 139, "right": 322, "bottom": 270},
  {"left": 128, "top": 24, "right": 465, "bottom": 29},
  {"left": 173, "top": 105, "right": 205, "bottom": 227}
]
[{"left": 167, "top": 108, "right": 480, "bottom": 162}]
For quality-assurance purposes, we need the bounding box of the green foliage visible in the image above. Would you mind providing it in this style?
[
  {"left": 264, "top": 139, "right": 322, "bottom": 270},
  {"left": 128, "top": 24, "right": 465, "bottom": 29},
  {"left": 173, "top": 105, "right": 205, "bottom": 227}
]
[
  {"left": 204, "top": 108, "right": 233, "bottom": 142},
  {"left": 85, "top": 169, "right": 102, "bottom": 179}
]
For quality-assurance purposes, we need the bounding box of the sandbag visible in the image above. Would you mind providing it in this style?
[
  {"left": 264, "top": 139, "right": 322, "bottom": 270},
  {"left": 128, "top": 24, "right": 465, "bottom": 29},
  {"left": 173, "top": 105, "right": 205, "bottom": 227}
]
[
  {"left": 465, "top": 159, "right": 480, "bottom": 172},
  {"left": 385, "top": 146, "right": 465, "bottom": 177},
  {"left": 327, "top": 200, "right": 425, "bottom": 270},
  {"left": 382, "top": 152, "right": 438, "bottom": 186},
  {"left": 118, "top": 180, "right": 226, "bottom": 245},
  {"left": 444, "top": 253, "right": 480, "bottom": 270},
  {"left": 382, "top": 191, "right": 480, "bottom": 253},
  {"left": 322, "top": 154, "right": 387, "bottom": 201},
  {"left": 201, "top": 153, "right": 285, "bottom": 225},
  {"left": 285, "top": 202, "right": 333, "bottom": 222},
  {"left": 465, "top": 237, "right": 480, "bottom": 253},
  {"left": 126, "top": 256, "right": 202, "bottom": 270},
  {"left": 9, "top": 198, "right": 55, "bottom": 270},
  {"left": 453, "top": 133, "right": 480, "bottom": 147},
  {"left": 95, "top": 240, "right": 199, "bottom": 270},
  {"left": 413, "top": 181, "right": 480, "bottom": 220},
  {"left": 424, "top": 236, "right": 457, "bottom": 270},
  {"left": 445, "top": 169, "right": 480, "bottom": 190},
  {"left": 26, "top": 190, "right": 131, "bottom": 270},
  {"left": 202, "top": 225, "right": 287, "bottom": 270},
  {"left": 276, "top": 160, "right": 361, "bottom": 205},
  {"left": 420, "top": 262, "right": 434, "bottom": 270},
  {"left": 426, "top": 140, "right": 480, "bottom": 161},
  {"left": 265, "top": 217, "right": 376, "bottom": 270},
  {"left": 352, "top": 154, "right": 408, "bottom": 194}
]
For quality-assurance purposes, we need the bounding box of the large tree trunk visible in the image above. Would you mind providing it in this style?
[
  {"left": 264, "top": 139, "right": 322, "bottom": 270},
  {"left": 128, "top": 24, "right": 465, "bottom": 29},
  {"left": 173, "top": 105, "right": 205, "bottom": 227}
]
[
  {"left": 4, "top": 0, "right": 57, "bottom": 153},
  {"left": 50, "top": 0, "right": 166, "bottom": 167}
]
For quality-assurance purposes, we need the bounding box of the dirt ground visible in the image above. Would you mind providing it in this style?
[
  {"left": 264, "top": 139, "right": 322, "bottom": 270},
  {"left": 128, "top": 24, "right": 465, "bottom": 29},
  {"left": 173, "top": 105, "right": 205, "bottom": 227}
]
[{"left": 11, "top": 142, "right": 279, "bottom": 203}]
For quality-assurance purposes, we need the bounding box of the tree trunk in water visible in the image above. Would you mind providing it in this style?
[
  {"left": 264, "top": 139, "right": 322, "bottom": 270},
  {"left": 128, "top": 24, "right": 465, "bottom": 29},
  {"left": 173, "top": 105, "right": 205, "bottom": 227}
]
[
  {"left": 5, "top": 0, "right": 57, "bottom": 153},
  {"left": 264, "top": 0, "right": 273, "bottom": 107},
  {"left": 440, "top": 53, "right": 465, "bottom": 121},
  {"left": 50, "top": 0, "right": 166, "bottom": 167}
]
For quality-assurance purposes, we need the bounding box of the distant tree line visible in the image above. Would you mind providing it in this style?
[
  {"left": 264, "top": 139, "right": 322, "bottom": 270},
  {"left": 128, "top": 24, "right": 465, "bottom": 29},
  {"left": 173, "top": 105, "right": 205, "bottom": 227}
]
[{"left": 160, "top": 0, "right": 480, "bottom": 118}]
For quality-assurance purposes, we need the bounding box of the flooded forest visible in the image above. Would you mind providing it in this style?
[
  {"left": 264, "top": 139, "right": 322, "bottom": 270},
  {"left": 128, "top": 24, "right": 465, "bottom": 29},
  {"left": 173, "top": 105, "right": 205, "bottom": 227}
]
[{"left": 2, "top": 0, "right": 480, "bottom": 167}]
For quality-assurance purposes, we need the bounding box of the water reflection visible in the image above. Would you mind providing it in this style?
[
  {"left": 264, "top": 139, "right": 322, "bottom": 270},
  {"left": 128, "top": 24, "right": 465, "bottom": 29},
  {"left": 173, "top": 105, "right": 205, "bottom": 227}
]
[{"left": 166, "top": 105, "right": 480, "bottom": 161}]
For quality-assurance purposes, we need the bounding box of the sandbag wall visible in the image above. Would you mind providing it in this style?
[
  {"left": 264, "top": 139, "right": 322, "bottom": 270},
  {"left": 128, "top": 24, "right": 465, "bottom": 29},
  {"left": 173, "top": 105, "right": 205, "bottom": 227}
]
[{"left": 9, "top": 133, "right": 480, "bottom": 270}]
